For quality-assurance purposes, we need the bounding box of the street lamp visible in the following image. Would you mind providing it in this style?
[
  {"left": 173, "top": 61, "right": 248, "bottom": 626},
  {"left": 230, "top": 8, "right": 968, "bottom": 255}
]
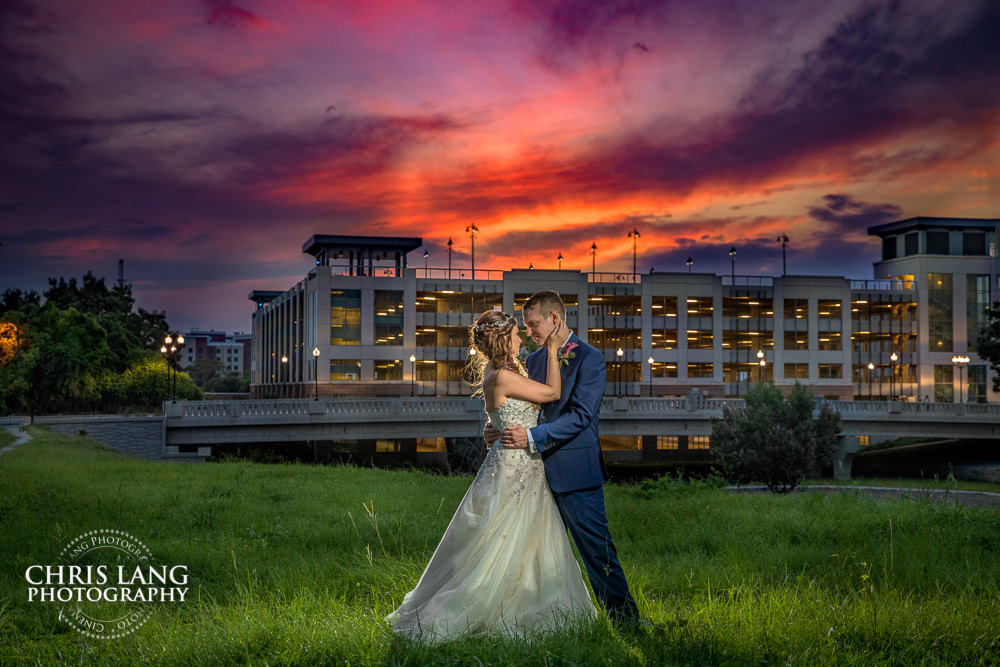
[
  {"left": 759, "top": 358, "right": 766, "bottom": 384},
  {"left": 729, "top": 246, "right": 736, "bottom": 283},
  {"left": 867, "top": 361, "right": 875, "bottom": 400},
  {"left": 409, "top": 354, "right": 416, "bottom": 397},
  {"left": 756, "top": 349, "right": 764, "bottom": 384},
  {"left": 162, "top": 335, "right": 183, "bottom": 402},
  {"left": 686, "top": 257, "right": 693, "bottom": 272},
  {"left": 616, "top": 347, "right": 624, "bottom": 397},
  {"left": 777, "top": 234, "right": 789, "bottom": 275},
  {"left": 423, "top": 250, "right": 429, "bottom": 275},
  {"left": 889, "top": 352, "right": 898, "bottom": 400},
  {"left": 590, "top": 242, "right": 597, "bottom": 275},
  {"left": 952, "top": 355, "right": 970, "bottom": 403},
  {"left": 627, "top": 228, "right": 640, "bottom": 282},
  {"left": 159, "top": 343, "right": 169, "bottom": 403},
  {"left": 312, "top": 347, "right": 320, "bottom": 400},
  {"left": 447, "top": 238, "right": 453, "bottom": 278},
  {"left": 281, "top": 355, "right": 288, "bottom": 399},
  {"left": 466, "top": 224, "right": 479, "bottom": 279},
  {"left": 647, "top": 356, "right": 654, "bottom": 397},
  {"left": 557, "top": 253, "right": 563, "bottom": 270}
]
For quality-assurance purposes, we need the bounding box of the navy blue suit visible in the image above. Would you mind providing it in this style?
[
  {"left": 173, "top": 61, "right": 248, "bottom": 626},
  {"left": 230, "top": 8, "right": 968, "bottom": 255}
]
[{"left": 526, "top": 333, "right": 639, "bottom": 628}]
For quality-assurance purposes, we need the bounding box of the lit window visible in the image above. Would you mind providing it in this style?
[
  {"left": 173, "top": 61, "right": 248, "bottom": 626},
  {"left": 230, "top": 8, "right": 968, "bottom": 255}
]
[
  {"left": 657, "top": 435, "right": 679, "bottom": 450},
  {"left": 376, "top": 440, "right": 400, "bottom": 453},
  {"left": 688, "top": 436, "right": 710, "bottom": 450}
]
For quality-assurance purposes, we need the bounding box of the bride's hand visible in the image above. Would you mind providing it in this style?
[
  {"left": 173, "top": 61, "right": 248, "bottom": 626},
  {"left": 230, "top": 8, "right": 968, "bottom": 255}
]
[{"left": 544, "top": 322, "right": 565, "bottom": 354}]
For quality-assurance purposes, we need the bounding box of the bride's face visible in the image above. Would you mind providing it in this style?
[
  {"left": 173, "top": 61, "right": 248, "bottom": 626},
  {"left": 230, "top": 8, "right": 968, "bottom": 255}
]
[{"left": 508, "top": 325, "right": 521, "bottom": 357}]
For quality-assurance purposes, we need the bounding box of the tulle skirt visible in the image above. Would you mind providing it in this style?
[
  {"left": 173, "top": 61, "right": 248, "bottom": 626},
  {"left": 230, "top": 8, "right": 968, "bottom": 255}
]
[{"left": 386, "top": 444, "right": 597, "bottom": 643}]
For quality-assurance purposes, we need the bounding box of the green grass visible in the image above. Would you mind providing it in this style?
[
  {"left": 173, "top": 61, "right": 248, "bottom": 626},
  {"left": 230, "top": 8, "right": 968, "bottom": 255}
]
[
  {"left": 0, "top": 430, "right": 14, "bottom": 448},
  {"left": 1, "top": 427, "right": 999, "bottom": 665}
]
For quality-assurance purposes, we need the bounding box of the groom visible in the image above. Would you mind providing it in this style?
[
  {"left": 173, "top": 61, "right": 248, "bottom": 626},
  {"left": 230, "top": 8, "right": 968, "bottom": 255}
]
[{"left": 487, "top": 289, "right": 640, "bottom": 632}]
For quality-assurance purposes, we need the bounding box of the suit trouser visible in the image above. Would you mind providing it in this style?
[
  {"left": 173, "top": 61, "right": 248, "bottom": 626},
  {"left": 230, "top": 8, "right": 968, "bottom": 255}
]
[{"left": 550, "top": 485, "right": 639, "bottom": 627}]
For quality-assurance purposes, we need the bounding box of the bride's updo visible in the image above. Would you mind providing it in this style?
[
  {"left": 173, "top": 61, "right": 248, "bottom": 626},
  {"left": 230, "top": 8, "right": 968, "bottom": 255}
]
[{"left": 465, "top": 310, "right": 527, "bottom": 396}]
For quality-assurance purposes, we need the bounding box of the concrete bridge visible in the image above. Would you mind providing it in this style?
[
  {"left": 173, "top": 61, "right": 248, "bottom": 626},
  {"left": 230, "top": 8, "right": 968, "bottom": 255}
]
[{"left": 160, "top": 395, "right": 1000, "bottom": 477}]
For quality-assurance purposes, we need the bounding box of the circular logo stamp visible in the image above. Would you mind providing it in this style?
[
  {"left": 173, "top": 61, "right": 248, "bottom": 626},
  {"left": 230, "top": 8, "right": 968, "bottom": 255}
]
[{"left": 25, "top": 529, "right": 189, "bottom": 640}]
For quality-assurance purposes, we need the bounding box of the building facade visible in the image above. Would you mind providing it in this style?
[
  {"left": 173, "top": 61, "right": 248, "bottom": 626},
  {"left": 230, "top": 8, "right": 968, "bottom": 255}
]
[
  {"left": 181, "top": 330, "right": 252, "bottom": 374},
  {"left": 249, "top": 219, "right": 999, "bottom": 404}
]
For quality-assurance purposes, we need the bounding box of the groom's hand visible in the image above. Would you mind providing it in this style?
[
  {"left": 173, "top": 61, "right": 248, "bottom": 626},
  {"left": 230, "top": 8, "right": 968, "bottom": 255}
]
[
  {"left": 483, "top": 421, "right": 500, "bottom": 449},
  {"left": 501, "top": 425, "right": 529, "bottom": 449}
]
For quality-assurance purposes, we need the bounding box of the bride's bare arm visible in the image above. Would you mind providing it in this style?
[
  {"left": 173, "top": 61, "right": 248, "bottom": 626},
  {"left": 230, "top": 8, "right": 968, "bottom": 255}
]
[
  {"left": 494, "top": 365, "right": 559, "bottom": 404},
  {"left": 493, "top": 323, "right": 564, "bottom": 404}
]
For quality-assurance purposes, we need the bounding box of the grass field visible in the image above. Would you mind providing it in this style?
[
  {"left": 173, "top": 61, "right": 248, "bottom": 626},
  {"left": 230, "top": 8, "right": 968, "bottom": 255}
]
[
  {"left": 1, "top": 427, "right": 999, "bottom": 665},
  {"left": 0, "top": 430, "right": 16, "bottom": 448},
  {"left": 801, "top": 477, "right": 1000, "bottom": 493}
]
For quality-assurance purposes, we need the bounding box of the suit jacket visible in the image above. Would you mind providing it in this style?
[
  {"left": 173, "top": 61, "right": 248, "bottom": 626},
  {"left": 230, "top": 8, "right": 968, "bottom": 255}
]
[{"left": 526, "top": 332, "right": 608, "bottom": 493}]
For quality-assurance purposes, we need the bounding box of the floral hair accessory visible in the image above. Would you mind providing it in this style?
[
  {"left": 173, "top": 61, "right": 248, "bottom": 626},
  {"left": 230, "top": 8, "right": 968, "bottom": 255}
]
[
  {"left": 473, "top": 314, "right": 514, "bottom": 333},
  {"left": 558, "top": 341, "right": 578, "bottom": 367}
]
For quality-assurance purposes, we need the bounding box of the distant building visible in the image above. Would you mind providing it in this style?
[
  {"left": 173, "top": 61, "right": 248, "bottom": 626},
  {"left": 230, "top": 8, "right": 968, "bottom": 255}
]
[
  {"left": 180, "top": 330, "right": 251, "bottom": 374},
  {"left": 249, "top": 220, "right": 999, "bottom": 403}
]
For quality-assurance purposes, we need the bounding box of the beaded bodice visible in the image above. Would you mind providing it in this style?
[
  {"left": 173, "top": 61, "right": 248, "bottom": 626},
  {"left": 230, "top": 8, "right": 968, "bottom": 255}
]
[{"left": 486, "top": 397, "right": 539, "bottom": 433}]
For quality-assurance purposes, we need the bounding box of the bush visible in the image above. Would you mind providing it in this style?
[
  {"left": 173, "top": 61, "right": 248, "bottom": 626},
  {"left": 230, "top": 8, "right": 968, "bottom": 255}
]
[{"left": 711, "top": 382, "right": 841, "bottom": 493}]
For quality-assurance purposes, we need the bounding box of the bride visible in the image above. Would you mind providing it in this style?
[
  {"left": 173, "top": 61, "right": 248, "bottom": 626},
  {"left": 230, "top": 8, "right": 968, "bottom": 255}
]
[{"left": 386, "top": 310, "right": 597, "bottom": 643}]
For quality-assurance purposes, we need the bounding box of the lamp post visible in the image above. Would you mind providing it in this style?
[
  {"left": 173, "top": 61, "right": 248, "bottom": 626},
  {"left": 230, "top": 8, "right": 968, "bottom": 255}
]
[
  {"left": 777, "top": 234, "right": 789, "bottom": 275},
  {"left": 281, "top": 355, "right": 288, "bottom": 399},
  {"left": 647, "top": 356, "right": 654, "bottom": 397},
  {"left": 729, "top": 246, "right": 736, "bottom": 283},
  {"left": 952, "top": 355, "right": 969, "bottom": 403},
  {"left": 409, "top": 354, "right": 416, "bottom": 397},
  {"left": 557, "top": 253, "right": 563, "bottom": 270},
  {"left": 423, "top": 250, "right": 429, "bottom": 275},
  {"left": 686, "top": 257, "right": 693, "bottom": 272},
  {"left": 466, "top": 224, "right": 479, "bottom": 279},
  {"left": 756, "top": 349, "right": 764, "bottom": 384},
  {"left": 889, "top": 352, "right": 898, "bottom": 400},
  {"left": 627, "top": 228, "right": 640, "bottom": 282},
  {"left": 867, "top": 361, "right": 874, "bottom": 400},
  {"left": 162, "top": 335, "right": 183, "bottom": 402},
  {"left": 590, "top": 242, "right": 597, "bottom": 275},
  {"left": 616, "top": 347, "right": 624, "bottom": 397},
  {"left": 447, "top": 238, "right": 453, "bottom": 278},
  {"left": 159, "top": 342, "right": 170, "bottom": 403},
  {"left": 312, "top": 347, "right": 320, "bottom": 400}
]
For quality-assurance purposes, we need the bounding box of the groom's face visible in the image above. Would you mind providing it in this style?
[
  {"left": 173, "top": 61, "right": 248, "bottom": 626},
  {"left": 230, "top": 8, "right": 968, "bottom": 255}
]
[{"left": 521, "top": 306, "right": 554, "bottom": 345}]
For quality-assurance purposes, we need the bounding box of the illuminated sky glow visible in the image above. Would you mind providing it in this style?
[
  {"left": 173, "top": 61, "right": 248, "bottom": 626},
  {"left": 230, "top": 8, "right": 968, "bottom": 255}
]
[{"left": 1, "top": 0, "right": 998, "bottom": 332}]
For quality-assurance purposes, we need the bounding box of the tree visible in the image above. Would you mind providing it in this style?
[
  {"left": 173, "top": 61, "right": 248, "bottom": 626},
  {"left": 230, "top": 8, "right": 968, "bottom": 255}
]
[
  {"left": 188, "top": 358, "right": 226, "bottom": 387},
  {"left": 203, "top": 371, "right": 250, "bottom": 393},
  {"left": 42, "top": 272, "right": 169, "bottom": 371},
  {"left": 975, "top": 302, "right": 1000, "bottom": 391},
  {"left": 711, "top": 382, "right": 841, "bottom": 493},
  {"left": 0, "top": 288, "right": 41, "bottom": 314},
  {"left": 20, "top": 306, "right": 113, "bottom": 416},
  {"left": 0, "top": 272, "right": 179, "bottom": 415}
]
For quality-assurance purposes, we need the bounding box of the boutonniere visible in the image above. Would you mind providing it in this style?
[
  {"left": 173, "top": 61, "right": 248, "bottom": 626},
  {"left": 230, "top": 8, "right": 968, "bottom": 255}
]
[{"left": 558, "top": 342, "right": 578, "bottom": 367}]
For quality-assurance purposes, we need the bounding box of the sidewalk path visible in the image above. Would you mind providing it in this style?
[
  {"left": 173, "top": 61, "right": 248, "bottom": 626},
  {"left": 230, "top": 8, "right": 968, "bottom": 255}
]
[
  {"left": 0, "top": 422, "right": 32, "bottom": 456},
  {"left": 730, "top": 484, "right": 1000, "bottom": 509}
]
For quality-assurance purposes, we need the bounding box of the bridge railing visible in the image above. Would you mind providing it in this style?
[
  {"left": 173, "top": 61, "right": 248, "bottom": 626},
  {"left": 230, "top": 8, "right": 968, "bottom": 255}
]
[
  {"left": 166, "top": 397, "right": 1000, "bottom": 422},
  {"left": 167, "top": 397, "right": 482, "bottom": 420}
]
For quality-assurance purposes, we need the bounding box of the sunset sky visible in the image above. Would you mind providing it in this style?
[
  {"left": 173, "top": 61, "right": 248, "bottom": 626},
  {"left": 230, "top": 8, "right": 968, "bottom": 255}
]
[{"left": 2, "top": 0, "right": 999, "bottom": 333}]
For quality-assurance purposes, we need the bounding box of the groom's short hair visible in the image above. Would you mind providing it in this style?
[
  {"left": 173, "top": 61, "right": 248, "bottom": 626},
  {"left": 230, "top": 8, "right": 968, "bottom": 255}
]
[{"left": 522, "top": 290, "right": 566, "bottom": 320}]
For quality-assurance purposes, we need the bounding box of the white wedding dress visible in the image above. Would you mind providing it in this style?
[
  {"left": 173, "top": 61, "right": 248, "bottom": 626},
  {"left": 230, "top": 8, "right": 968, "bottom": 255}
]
[{"left": 386, "top": 397, "right": 597, "bottom": 643}]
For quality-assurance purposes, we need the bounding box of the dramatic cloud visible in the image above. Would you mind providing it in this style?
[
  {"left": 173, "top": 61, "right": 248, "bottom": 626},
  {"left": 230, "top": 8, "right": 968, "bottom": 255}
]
[
  {"left": 1, "top": 0, "right": 998, "bottom": 332},
  {"left": 808, "top": 194, "right": 903, "bottom": 232}
]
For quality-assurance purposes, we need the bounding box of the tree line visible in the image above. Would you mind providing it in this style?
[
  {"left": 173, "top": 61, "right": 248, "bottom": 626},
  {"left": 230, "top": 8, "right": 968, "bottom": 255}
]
[{"left": 0, "top": 272, "right": 201, "bottom": 417}]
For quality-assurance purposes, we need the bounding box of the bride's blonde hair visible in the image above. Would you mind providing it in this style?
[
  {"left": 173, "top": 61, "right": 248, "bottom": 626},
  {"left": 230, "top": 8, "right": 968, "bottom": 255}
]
[{"left": 464, "top": 310, "right": 527, "bottom": 398}]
